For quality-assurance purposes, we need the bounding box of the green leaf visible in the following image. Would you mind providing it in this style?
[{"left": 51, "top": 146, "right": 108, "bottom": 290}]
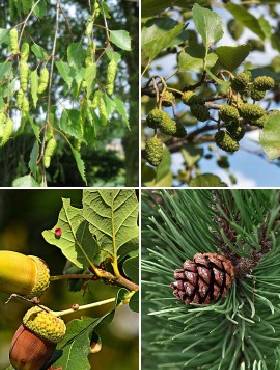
[
  {"left": 67, "top": 43, "right": 86, "bottom": 69},
  {"left": 28, "top": 141, "right": 39, "bottom": 176},
  {"left": 55, "top": 60, "right": 73, "bottom": 88},
  {"left": 178, "top": 51, "right": 218, "bottom": 72},
  {"left": 42, "top": 198, "right": 97, "bottom": 268},
  {"left": 70, "top": 144, "right": 87, "bottom": 185},
  {"left": 54, "top": 316, "right": 109, "bottom": 370},
  {"left": 226, "top": 4, "right": 265, "bottom": 40},
  {"left": 30, "top": 70, "right": 38, "bottom": 108},
  {"left": 109, "top": 30, "right": 131, "bottom": 51},
  {"left": 216, "top": 45, "right": 250, "bottom": 72},
  {"left": 82, "top": 190, "right": 139, "bottom": 260},
  {"left": 182, "top": 145, "right": 203, "bottom": 167},
  {"left": 123, "top": 256, "right": 139, "bottom": 284},
  {"left": 114, "top": 97, "right": 130, "bottom": 128},
  {"left": 0, "top": 62, "right": 12, "bottom": 81},
  {"left": 260, "top": 113, "right": 280, "bottom": 160},
  {"left": 59, "top": 109, "right": 83, "bottom": 140},
  {"left": 141, "top": 0, "right": 192, "bottom": 18},
  {"left": 189, "top": 173, "right": 226, "bottom": 187},
  {"left": 129, "top": 291, "right": 139, "bottom": 313},
  {"left": 28, "top": 116, "right": 40, "bottom": 141},
  {"left": 0, "top": 28, "right": 9, "bottom": 45},
  {"left": 33, "top": 0, "right": 47, "bottom": 17},
  {"left": 192, "top": 4, "right": 223, "bottom": 49},
  {"left": 142, "top": 18, "right": 184, "bottom": 61},
  {"left": 258, "top": 16, "right": 272, "bottom": 39},
  {"left": 12, "top": 175, "right": 39, "bottom": 187},
  {"left": 31, "top": 43, "right": 48, "bottom": 60}
]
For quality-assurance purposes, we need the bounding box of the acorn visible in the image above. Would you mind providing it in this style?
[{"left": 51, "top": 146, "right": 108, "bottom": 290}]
[
  {"left": 9, "top": 306, "right": 66, "bottom": 370},
  {"left": 0, "top": 251, "right": 50, "bottom": 297}
]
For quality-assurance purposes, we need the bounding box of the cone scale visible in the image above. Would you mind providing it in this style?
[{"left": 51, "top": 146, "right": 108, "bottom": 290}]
[{"left": 170, "top": 252, "right": 234, "bottom": 304}]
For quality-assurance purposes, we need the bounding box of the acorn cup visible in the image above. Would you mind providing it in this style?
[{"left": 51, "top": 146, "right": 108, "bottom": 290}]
[
  {"left": 9, "top": 306, "right": 66, "bottom": 370},
  {"left": 0, "top": 251, "right": 50, "bottom": 297}
]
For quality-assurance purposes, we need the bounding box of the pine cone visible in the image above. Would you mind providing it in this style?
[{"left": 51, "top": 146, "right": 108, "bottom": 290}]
[{"left": 170, "top": 253, "right": 234, "bottom": 305}]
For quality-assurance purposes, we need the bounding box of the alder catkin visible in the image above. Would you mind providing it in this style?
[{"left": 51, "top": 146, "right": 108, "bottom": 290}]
[
  {"left": 37, "top": 68, "right": 49, "bottom": 95},
  {"left": 21, "top": 42, "right": 30, "bottom": 62},
  {"left": 9, "top": 28, "right": 19, "bottom": 54},
  {"left": 20, "top": 61, "right": 29, "bottom": 91},
  {"left": 1, "top": 118, "right": 13, "bottom": 146},
  {"left": 106, "top": 59, "right": 118, "bottom": 96},
  {"left": 44, "top": 137, "right": 57, "bottom": 168}
]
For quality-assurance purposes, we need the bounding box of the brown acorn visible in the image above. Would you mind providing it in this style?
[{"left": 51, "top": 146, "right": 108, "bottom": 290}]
[
  {"left": 9, "top": 325, "right": 56, "bottom": 370},
  {"left": 0, "top": 251, "right": 50, "bottom": 297},
  {"left": 9, "top": 306, "right": 66, "bottom": 370}
]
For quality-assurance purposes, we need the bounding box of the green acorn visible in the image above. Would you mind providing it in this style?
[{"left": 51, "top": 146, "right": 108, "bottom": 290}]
[
  {"left": 182, "top": 91, "right": 195, "bottom": 105},
  {"left": 238, "top": 103, "right": 266, "bottom": 120},
  {"left": 253, "top": 76, "right": 275, "bottom": 91},
  {"left": 145, "top": 136, "right": 164, "bottom": 167},
  {"left": 227, "top": 19, "right": 244, "bottom": 41},
  {"left": 227, "top": 122, "right": 245, "bottom": 141},
  {"left": 250, "top": 88, "right": 266, "bottom": 101},
  {"left": 215, "top": 130, "right": 240, "bottom": 153},
  {"left": 190, "top": 104, "right": 210, "bottom": 122},
  {"left": 231, "top": 72, "right": 251, "bottom": 92},
  {"left": 161, "top": 90, "right": 175, "bottom": 107},
  {"left": 219, "top": 104, "right": 240, "bottom": 123}
]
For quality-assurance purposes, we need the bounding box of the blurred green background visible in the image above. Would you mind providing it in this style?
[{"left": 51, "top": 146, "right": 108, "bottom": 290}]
[{"left": 0, "top": 190, "right": 139, "bottom": 370}]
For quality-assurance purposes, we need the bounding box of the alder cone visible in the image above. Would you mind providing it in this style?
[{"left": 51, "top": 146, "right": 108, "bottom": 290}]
[{"left": 170, "top": 252, "right": 234, "bottom": 304}]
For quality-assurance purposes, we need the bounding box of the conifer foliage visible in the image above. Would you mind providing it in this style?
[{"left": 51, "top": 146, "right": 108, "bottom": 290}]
[{"left": 142, "top": 189, "right": 280, "bottom": 369}]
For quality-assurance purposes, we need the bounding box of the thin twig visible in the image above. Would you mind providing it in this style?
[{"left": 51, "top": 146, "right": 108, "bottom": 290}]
[
  {"left": 19, "top": 0, "right": 42, "bottom": 45},
  {"left": 51, "top": 270, "right": 139, "bottom": 292},
  {"left": 54, "top": 298, "right": 116, "bottom": 317}
]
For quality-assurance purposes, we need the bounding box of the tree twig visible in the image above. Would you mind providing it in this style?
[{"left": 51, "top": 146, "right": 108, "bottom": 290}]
[
  {"left": 54, "top": 298, "right": 116, "bottom": 317},
  {"left": 51, "top": 271, "right": 139, "bottom": 292}
]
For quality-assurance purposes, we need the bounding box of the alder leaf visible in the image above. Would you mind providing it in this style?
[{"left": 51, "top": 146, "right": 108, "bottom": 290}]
[
  {"left": 70, "top": 144, "right": 87, "bottom": 185},
  {"left": 142, "top": 18, "right": 184, "bottom": 61},
  {"left": 260, "top": 113, "right": 280, "bottom": 160},
  {"left": 192, "top": 4, "right": 223, "bottom": 50},
  {"left": 54, "top": 315, "right": 110, "bottom": 370},
  {"left": 226, "top": 3, "right": 265, "bottom": 40},
  {"left": 55, "top": 60, "right": 73, "bottom": 88},
  {"left": 109, "top": 30, "right": 131, "bottom": 51},
  {"left": 59, "top": 109, "right": 83, "bottom": 140},
  {"left": 42, "top": 198, "right": 98, "bottom": 268},
  {"left": 216, "top": 45, "right": 250, "bottom": 71},
  {"left": 83, "top": 190, "right": 139, "bottom": 260}
]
